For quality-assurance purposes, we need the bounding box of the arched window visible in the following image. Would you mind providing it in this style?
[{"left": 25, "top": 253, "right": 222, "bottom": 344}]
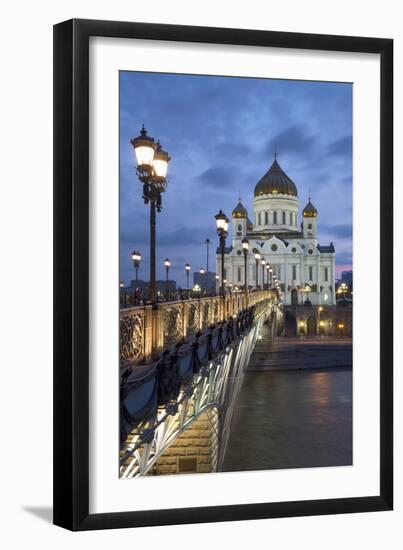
[
  {"left": 292, "top": 264, "right": 297, "bottom": 280},
  {"left": 282, "top": 211, "right": 286, "bottom": 225},
  {"left": 237, "top": 266, "right": 241, "bottom": 281},
  {"left": 237, "top": 224, "right": 242, "bottom": 236},
  {"left": 273, "top": 211, "right": 277, "bottom": 224},
  {"left": 289, "top": 212, "right": 293, "bottom": 225},
  {"left": 265, "top": 211, "right": 268, "bottom": 224},
  {"left": 258, "top": 212, "right": 261, "bottom": 226},
  {"left": 308, "top": 223, "right": 312, "bottom": 230}
]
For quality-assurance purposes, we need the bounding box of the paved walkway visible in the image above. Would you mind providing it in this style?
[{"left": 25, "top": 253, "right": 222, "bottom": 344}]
[{"left": 248, "top": 328, "right": 352, "bottom": 371}]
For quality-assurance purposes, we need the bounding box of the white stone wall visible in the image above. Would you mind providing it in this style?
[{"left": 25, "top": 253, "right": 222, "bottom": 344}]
[
  {"left": 253, "top": 194, "right": 299, "bottom": 232},
  {"left": 216, "top": 235, "right": 336, "bottom": 306}
]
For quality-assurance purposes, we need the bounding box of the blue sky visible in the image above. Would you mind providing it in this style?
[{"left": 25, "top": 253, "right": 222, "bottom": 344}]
[{"left": 120, "top": 71, "right": 352, "bottom": 288}]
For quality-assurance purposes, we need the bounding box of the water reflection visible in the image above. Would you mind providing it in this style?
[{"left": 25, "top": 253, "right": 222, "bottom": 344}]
[{"left": 221, "top": 368, "right": 352, "bottom": 472}]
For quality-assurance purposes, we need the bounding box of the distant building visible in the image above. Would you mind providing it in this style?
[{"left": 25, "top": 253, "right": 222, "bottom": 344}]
[
  {"left": 341, "top": 270, "right": 353, "bottom": 289},
  {"left": 218, "top": 156, "right": 336, "bottom": 306},
  {"left": 193, "top": 271, "right": 217, "bottom": 291}
]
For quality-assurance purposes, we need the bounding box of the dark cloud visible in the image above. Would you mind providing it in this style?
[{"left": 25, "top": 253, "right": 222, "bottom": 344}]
[
  {"left": 196, "top": 165, "right": 240, "bottom": 188},
  {"left": 263, "top": 125, "right": 317, "bottom": 157}
]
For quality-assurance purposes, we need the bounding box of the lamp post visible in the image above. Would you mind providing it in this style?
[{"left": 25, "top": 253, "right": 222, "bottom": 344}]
[
  {"left": 164, "top": 258, "right": 171, "bottom": 301},
  {"left": 215, "top": 210, "right": 229, "bottom": 298},
  {"left": 261, "top": 258, "right": 266, "bottom": 289},
  {"left": 120, "top": 281, "right": 126, "bottom": 308},
  {"left": 131, "top": 250, "right": 141, "bottom": 305},
  {"left": 318, "top": 306, "right": 323, "bottom": 336},
  {"left": 199, "top": 267, "right": 205, "bottom": 296},
  {"left": 131, "top": 126, "right": 170, "bottom": 304},
  {"left": 265, "top": 264, "right": 270, "bottom": 290},
  {"left": 339, "top": 282, "right": 348, "bottom": 300},
  {"left": 254, "top": 251, "right": 261, "bottom": 289},
  {"left": 193, "top": 284, "right": 201, "bottom": 300},
  {"left": 215, "top": 274, "right": 220, "bottom": 296},
  {"left": 205, "top": 238, "right": 210, "bottom": 273},
  {"left": 185, "top": 263, "right": 191, "bottom": 293},
  {"left": 268, "top": 266, "right": 273, "bottom": 288},
  {"left": 242, "top": 238, "right": 249, "bottom": 306},
  {"left": 304, "top": 284, "right": 312, "bottom": 305}
]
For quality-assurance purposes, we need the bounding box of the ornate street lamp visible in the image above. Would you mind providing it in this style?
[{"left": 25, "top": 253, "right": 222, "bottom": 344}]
[
  {"left": 131, "top": 250, "right": 141, "bottom": 305},
  {"left": 304, "top": 284, "right": 312, "bottom": 305},
  {"left": 338, "top": 282, "right": 348, "bottom": 300},
  {"left": 131, "top": 126, "right": 170, "bottom": 303},
  {"left": 215, "top": 210, "right": 229, "bottom": 297},
  {"left": 185, "top": 263, "right": 191, "bottom": 290},
  {"left": 254, "top": 251, "right": 261, "bottom": 289},
  {"left": 131, "top": 250, "right": 141, "bottom": 281},
  {"left": 193, "top": 284, "right": 201, "bottom": 300},
  {"left": 205, "top": 238, "right": 210, "bottom": 273},
  {"left": 199, "top": 267, "right": 205, "bottom": 296},
  {"left": 242, "top": 238, "right": 249, "bottom": 291},
  {"left": 164, "top": 258, "right": 171, "bottom": 301},
  {"left": 261, "top": 258, "right": 266, "bottom": 289},
  {"left": 120, "top": 281, "right": 126, "bottom": 308},
  {"left": 215, "top": 274, "right": 220, "bottom": 296}
]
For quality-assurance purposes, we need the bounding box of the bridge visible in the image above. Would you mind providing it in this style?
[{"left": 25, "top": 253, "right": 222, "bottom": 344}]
[{"left": 119, "top": 290, "right": 283, "bottom": 478}]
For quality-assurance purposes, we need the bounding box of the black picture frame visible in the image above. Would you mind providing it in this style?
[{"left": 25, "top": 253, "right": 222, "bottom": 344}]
[{"left": 53, "top": 18, "right": 393, "bottom": 531}]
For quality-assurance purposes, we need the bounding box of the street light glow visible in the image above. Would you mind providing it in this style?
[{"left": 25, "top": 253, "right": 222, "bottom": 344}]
[
  {"left": 215, "top": 209, "right": 229, "bottom": 234},
  {"left": 131, "top": 250, "right": 141, "bottom": 263},
  {"left": 152, "top": 142, "right": 170, "bottom": 180},
  {"left": 131, "top": 125, "right": 155, "bottom": 168}
]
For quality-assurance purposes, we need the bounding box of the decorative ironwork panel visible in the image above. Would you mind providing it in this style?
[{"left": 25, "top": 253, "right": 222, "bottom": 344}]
[
  {"left": 120, "top": 309, "right": 145, "bottom": 364},
  {"left": 201, "top": 301, "right": 210, "bottom": 328},
  {"left": 213, "top": 299, "right": 220, "bottom": 323},
  {"left": 162, "top": 304, "right": 183, "bottom": 347},
  {"left": 186, "top": 302, "right": 199, "bottom": 335}
]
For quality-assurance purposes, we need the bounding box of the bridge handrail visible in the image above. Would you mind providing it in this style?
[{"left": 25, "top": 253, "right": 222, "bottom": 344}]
[{"left": 120, "top": 290, "right": 275, "bottom": 366}]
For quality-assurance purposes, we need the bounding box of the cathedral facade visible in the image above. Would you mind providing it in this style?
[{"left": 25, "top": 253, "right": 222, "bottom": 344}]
[{"left": 216, "top": 156, "right": 336, "bottom": 306}]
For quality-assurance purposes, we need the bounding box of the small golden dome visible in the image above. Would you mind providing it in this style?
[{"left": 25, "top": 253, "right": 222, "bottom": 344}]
[{"left": 232, "top": 201, "right": 248, "bottom": 219}]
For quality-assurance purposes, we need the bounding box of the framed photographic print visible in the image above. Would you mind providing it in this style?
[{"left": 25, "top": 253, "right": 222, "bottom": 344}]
[{"left": 53, "top": 19, "right": 393, "bottom": 530}]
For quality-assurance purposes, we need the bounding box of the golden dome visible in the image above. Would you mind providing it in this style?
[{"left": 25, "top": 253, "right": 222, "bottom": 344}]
[{"left": 254, "top": 157, "right": 298, "bottom": 197}]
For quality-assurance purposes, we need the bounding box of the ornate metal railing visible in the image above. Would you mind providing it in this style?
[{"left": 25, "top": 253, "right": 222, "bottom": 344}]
[
  {"left": 120, "top": 290, "right": 274, "bottom": 367},
  {"left": 119, "top": 299, "right": 277, "bottom": 477}
]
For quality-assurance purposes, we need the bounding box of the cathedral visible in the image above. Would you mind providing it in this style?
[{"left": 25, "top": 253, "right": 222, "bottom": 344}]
[{"left": 216, "top": 156, "right": 336, "bottom": 306}]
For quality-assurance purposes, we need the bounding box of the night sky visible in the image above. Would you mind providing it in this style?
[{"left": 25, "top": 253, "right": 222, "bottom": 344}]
[{"left": 120, "top": 71, "right": 352, "bottom": 288}]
